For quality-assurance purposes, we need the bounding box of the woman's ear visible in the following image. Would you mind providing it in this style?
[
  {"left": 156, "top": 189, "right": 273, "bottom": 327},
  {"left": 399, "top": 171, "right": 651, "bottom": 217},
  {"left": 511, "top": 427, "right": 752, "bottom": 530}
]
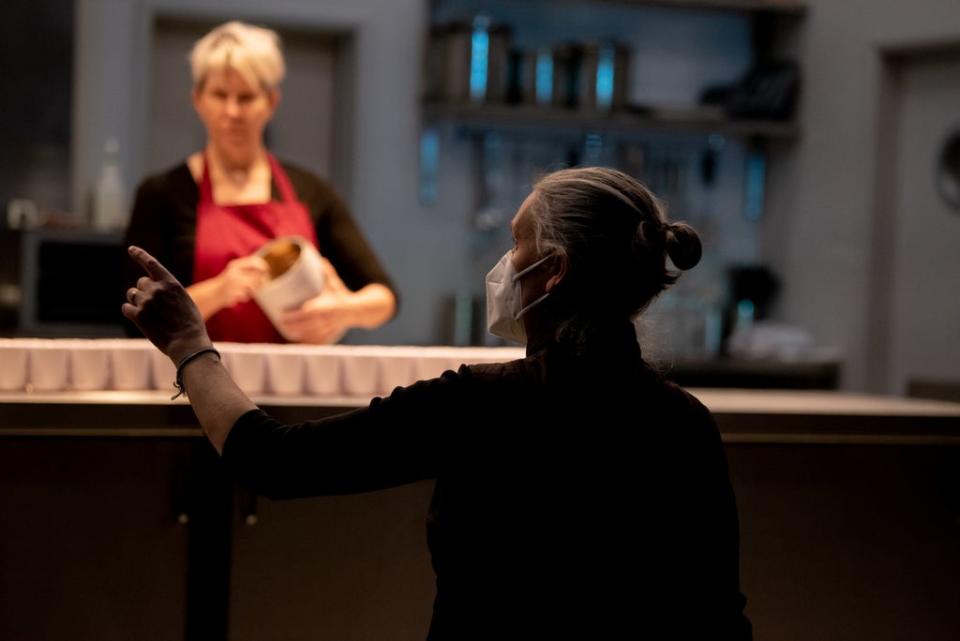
[
  {"left": 191, "top": 86, "right": 202, "bottom": 114},
  {"left": 267, "top": 89, "right": 282, "bottom": 114},
  {"left": 545, "top": 254, "right": 568, "bottom": 293}
]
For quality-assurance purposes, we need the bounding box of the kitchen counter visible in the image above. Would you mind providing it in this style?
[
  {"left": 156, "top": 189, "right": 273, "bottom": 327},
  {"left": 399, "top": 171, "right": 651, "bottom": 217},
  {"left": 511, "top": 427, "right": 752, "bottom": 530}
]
[
  {"left": 2, "top": 387, "right": 959, "bottom": 445},
  {"left": 3, "top": 344, "right": 960, "bottom": 641}
]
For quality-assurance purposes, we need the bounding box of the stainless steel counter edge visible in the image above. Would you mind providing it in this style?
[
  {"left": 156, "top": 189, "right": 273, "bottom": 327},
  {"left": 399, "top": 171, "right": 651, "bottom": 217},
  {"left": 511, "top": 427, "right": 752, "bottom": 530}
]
[{"left": 2, "top": 389, "right": 960, "bottom": 445}]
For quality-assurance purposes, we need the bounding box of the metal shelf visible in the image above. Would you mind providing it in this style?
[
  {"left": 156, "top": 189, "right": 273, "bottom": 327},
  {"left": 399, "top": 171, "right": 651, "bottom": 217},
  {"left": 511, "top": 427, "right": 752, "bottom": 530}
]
[
  {"left": 594, "top": 0, "right": 807, "bottom": 16},
  {"left": 424, "top": 102, "right": 799, "bottom": 141}
]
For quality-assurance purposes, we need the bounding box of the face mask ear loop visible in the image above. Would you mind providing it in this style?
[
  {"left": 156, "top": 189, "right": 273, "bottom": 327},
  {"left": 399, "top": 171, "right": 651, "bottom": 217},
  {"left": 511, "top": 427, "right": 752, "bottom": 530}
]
[
  {"left": 515, "top": 291, "right": 550, "bottom": 320},
  {"left": 511, "top": 253, "right": 553, "bottom": 283}
]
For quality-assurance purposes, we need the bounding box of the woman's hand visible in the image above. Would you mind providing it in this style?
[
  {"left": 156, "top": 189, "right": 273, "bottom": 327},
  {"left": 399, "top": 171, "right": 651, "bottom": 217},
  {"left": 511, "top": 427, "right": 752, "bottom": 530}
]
[
  {"left": 122, "top": 246, "right": 212, "bottom": 362},
  {"left": 216, "top": 255, "right": 269, "bottom": 308},
  {"left": 278, "top": 258, "right": 354, "bottom": 344},
  {"left": 124, "top": 246, "right": 254, "bottom": 454}
]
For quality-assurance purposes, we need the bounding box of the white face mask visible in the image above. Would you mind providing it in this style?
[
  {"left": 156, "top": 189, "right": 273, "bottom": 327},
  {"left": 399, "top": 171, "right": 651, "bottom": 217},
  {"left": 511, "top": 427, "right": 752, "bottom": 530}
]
[{"left": 485, "top": 251, "right": 552, "bottom": 345}]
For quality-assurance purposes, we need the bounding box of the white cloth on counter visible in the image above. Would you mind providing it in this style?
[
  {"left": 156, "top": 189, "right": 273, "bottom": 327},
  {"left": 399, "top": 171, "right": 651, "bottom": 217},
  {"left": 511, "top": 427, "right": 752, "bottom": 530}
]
[
  {"left": 726, "top": 322, "right": 841, "bottom": 363},
  {"left": 0, "top": 339, "right": 525, "bottom": 397}
]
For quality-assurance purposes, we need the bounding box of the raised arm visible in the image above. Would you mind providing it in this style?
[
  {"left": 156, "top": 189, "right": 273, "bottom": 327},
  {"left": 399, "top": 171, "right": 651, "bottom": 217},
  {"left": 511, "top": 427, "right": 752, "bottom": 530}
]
[
  {"left": 121, "top": 246, "right": 255, "bottom": 452},
  {"left": 122, "top": 245, "right": 461, "bottom": 493}
]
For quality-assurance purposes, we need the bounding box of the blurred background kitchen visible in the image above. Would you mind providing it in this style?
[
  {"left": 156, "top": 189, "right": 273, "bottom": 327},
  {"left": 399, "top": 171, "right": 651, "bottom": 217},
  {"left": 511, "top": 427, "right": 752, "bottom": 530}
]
[
  {"left": 2, "top": 3, "right": 960, "bottom": 640},
  {"left": 2, "top": 0, "right": 959, "bottom": 395}
]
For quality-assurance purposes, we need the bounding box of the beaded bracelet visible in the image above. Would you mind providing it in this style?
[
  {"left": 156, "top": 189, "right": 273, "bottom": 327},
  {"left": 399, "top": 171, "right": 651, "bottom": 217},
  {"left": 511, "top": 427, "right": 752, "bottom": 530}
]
[{"left": 171, "top": 346, "right": 221, "bottom": 400}]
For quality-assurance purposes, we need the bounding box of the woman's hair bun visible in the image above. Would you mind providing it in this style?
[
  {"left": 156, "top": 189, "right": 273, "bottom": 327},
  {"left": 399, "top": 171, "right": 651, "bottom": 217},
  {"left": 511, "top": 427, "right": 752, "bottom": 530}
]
[{"left": 664, "top": 222, "right": 702, "bottom": 271}]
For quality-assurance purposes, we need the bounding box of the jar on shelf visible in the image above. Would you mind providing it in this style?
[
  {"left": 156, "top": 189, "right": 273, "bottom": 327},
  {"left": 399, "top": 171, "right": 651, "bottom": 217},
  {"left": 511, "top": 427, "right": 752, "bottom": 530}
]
[
  {"left": 425, "top": 17, "right": 512, "bottom": 104},
  {"left": 580, "top": 41, "right": 631, "bottom": 113}
]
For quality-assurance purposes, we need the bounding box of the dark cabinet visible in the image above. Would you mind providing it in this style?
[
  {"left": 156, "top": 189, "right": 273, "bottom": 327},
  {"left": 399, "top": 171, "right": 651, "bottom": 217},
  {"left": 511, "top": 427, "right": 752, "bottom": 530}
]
[
  {"left": 0, "top": 433, "right": 438, "bottom": 641},
  {"left": 0, "top": 439, "right": 191, "bottom": 641},
  {"left": 229, "top": 483, "right": 436, "bottom": 641}
]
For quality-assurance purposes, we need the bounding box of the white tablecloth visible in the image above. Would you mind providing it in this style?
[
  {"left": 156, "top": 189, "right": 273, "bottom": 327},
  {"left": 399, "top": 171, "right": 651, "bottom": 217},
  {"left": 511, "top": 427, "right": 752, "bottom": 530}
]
[{"left": 0, "top": 339, "right": 525, "bottom": 397}]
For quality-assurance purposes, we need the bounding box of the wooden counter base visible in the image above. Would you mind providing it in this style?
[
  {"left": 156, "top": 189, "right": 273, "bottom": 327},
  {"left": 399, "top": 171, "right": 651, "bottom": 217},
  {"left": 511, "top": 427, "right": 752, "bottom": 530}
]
[{"left": 1, "top": 390, "right": 959, "bottom": 641}]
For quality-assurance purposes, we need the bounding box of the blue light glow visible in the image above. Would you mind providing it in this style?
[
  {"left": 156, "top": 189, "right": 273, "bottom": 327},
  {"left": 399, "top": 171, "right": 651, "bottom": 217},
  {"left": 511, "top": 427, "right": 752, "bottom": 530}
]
[
  {"left": 535, "top": 51, "right": 553, "bottom": 105},
  {"left": 584, "top": 133, "right": 603, "bottom": 163},
  {"left": 596, "top": 46, "right": 615, "bottom": 111},
  {"left": 419, "top": 128, "right": 440, "bottom": 205},
  {"left": 470, "top": 23, "right": 489, "bottom": 102},
  {"left": 737, "top": 299, "right": 755, "bottom": 325}
]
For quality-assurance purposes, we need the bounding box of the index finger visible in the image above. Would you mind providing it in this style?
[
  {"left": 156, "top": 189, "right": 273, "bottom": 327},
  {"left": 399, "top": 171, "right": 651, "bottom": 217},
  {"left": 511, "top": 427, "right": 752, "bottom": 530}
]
[
  {"left": 241, "top": 256, "right": 270, "bottom": 273},
  {"left": 128, "top": 246, "right": 175, "bottom": 282},
  {"left": 280, "top": 310, "right": 307, "bottom": 325},
  {"left": 320, "top": 258, "right": 347, "bottom": 289},
  {"left": 320, "top": 258, "right": 338, "bottom": 277}
]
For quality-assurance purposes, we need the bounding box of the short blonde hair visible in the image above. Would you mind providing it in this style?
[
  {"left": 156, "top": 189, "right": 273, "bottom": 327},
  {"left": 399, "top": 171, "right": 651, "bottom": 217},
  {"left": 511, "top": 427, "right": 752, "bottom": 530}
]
[{"left": 190, "top": 21, "right": 285, "bottom": 91}]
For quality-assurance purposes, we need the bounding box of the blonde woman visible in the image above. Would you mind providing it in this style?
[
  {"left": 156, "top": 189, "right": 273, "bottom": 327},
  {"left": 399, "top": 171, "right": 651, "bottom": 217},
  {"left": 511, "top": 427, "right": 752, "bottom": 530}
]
[{"left": 124, "top": 21, "right": 396, "bottom": 343}]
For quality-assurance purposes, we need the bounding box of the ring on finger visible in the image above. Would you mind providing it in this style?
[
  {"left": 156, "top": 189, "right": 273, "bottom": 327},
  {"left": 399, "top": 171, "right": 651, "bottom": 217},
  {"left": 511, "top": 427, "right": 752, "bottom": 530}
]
[{"left": 127, "top": 288, "right": 139, "bottom": 303}]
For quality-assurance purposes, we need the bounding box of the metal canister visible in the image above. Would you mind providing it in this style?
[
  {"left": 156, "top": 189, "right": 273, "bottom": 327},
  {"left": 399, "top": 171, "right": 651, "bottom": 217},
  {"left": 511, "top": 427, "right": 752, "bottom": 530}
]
[
  {"left": 579, "top": 41, "right": 631, "bottom": 112},
  {"left": 425, "top": 17, "right": 512, "bottom": 104}
]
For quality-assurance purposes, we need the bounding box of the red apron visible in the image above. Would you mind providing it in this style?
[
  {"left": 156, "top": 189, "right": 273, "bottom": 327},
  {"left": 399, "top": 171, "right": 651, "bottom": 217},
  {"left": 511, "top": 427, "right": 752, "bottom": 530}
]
[{"left": 193, "top": 153, "right": 318, "bottom": 343}]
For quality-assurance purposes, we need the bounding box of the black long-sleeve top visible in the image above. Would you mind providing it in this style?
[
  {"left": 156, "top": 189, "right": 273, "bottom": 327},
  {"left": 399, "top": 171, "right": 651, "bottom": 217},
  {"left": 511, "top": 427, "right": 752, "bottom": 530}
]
[
  {"left": 222, "top": 324, "right": 751, "bottom": 640},
  {"left": 122, "top": 160, "right": 397, "bottom": 309}
]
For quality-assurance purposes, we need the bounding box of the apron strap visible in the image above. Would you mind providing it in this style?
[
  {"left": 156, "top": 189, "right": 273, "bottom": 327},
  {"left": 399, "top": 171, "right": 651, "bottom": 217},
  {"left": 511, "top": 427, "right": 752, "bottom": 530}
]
[
  {"left": 198, "top": 151, "right": 215, "bottom": 204},
  {"left": 267, "top": 153, "right": 299, "bottom": 204}
]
